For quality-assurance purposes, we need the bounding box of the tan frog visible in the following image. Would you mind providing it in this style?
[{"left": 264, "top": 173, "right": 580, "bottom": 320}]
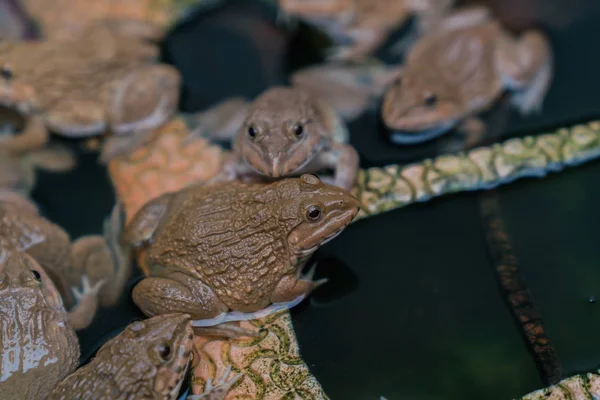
[
  {"left": 277, "top": 0, "right": 455, "bottom": 60},
  {"left": 123, "top": 174, "right": 360, "bottom": 330},
  {"left": 0, "top": 246, "right": 80, "bottom": 399},
  {"left": 0, "top": 190, "right": 126, "bottom": 318},
  {"left": 190, "top": 87, "right": 360, "bottom": 190},
  {"left": 381, "top": 6, "right": 553, "bottom": 145},
  {"left": 48, "top": 314, "right": 198, "bottom": 400},
  {"left": 0, "top": 19, "right": 180, "bottom": 162}
]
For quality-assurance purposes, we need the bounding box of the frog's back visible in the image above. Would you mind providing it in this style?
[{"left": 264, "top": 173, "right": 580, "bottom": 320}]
[
  {"left": 408, "top": 20, "right": 503, "bottom": 102},
  {"left": 148, "top": 182, "right": 292, "bottom": 308}
]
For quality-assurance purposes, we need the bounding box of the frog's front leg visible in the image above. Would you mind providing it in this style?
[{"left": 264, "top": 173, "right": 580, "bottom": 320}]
[
  {"left": 313, "top": 143, "right": 359, "bottom": 190},
  {"left": 187, "top": 365, "right": 243, "bottom": 400},
  {"left": 68, "top": 275, "right": 106, "bottom": 330},
  {"left": 270, "top": 263, "right": 328, "bottom": 304},
  {"left": 100, "top": 64, "right": 181, "bottom": 162},
  {"left": 495, "top": 30, "right": 553, "bottom": 115}
]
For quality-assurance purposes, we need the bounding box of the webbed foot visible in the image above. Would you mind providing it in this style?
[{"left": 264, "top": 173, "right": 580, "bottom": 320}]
[
  {"left": 187, "top": 365, "right": 243, "bottom": 400},
  {"left": 68, "top": 275, "right": 106, "bottom": 330}
]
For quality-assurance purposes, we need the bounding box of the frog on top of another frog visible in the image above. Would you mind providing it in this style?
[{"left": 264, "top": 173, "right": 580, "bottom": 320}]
[
  {"left": 123, "top": 174, "right": 360, "bottom": 334},
  {"left": 0, "top": 18, "right": 181, "bottom": 162},
  {"left": 188, "top": 87, "right": 360, "bottom": 190},
  {"left": 0, "top": 190, "right": 127, "bottom": 324},
  {"left": 382, "top": 5, "right": 553, "bottom": 145},
  {"left": 276, "top": 0, "right": 455, "bottom": 60}
]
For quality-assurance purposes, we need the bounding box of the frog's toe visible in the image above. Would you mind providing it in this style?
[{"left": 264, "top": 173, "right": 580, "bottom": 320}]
[
  {"left": 72, "top": 275, "right": 106, "bottom": 301},
  {"left": 187, "top": 365, "right": 243, "bottom": 400},
  {"left": 302, "top": 262, "right": 328, "bottom": 289}
]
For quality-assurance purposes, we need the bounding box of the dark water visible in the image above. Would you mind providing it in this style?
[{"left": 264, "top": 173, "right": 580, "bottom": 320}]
[{"left": 26, "top": 0, "right": 600, "bottom": 399}]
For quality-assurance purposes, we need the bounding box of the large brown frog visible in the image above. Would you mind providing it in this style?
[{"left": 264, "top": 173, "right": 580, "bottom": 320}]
[
  {"left": 0, "top": 19, "right": 181, "bottom": 162},
  {"left": 48, "top": 313, "right": 198, "bottom": 400},
  {"left": 124, "top": 174, "right": 360, "bottom": 328},
  {"left": 0, "top": 190, "right": 127, "bottom": 317},
  {"left": 0, "top": 246, "right": 80, "bottom": 399}
]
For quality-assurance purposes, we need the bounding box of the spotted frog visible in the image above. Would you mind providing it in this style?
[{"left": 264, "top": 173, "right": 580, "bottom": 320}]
[
  {"left": 382, "top": 6, "right": 553, "bottom": 145},
  {"left": 0, "top": 19, "right": 181, "bottom": 162},
  {"left": 123, "top": 174, "right": 360, "bottom": 331}
]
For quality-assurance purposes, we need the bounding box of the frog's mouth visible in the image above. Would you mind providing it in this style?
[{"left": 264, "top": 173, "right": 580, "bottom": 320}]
[{"left": 389, "top": 122, "right": 456, "bottom": 145}]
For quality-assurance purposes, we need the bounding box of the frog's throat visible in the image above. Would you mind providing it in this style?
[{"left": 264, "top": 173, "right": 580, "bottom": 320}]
[
  {"left": 191, "top": 295, "right": 305, "bottom": 327},
  {"left": 389, "top": 122, "right": 456, "bottom": 145}
]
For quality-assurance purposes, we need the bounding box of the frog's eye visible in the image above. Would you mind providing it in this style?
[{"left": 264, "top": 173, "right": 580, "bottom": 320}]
[
  {"left": 247, "top": 125, "right": 258, "bottom": 139},
  {"left": 31, "top": 270, "right": 41, "bottom": 282},
  {"left": 292, "top": 123, "right": 304, "bottom": 138},
  {"left": 301, "top": 174, "right": 320, "bottom": 185},
  {"left": 305, "top": 205, "right": 322, "bottom": 222},
  {"left": 156, "top": 343, "right": 172, "bottom": 361},
  {"left": 0, "top": 64, "right": 13, "bottom": 80},
  {"left": 424, "top": 93, "right": 437, "bottom": 106}
]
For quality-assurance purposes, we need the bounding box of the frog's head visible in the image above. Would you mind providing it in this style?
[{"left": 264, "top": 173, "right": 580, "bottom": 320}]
[
  {"left": 237, "top": 87, "right": 329, "bottom": 179},
  {"left": 278, "top": 174, "right": 360, "bottom": 259},
  {"left": 103, "top": 314, "right": 194, "bottom": 400},
  {"left": 381, "top": 73, "right": 464, "bottom": 144},
  {"left": 279, "top": 0, "right": 352, "bottom": 18},
  {"left": 0, "top": 247, "right": 65, "bottom": 314},
  {"left": 0, "top": 43, "right": 38, "bottom": 115}
]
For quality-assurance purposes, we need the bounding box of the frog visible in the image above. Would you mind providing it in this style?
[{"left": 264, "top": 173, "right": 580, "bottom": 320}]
[
  {"left": 0, "top": 189, "right": 127, "bottom": 318},
  {"left": 188, "top": 87, "right": 360, "bottom": 190},
  {"left": 123, "top": 174, "right": 360, "bottom": 331},
  {"left": 276, "top": 0, "right": 455, "bottom": 61},
  {"left": 48, "top": 313, "right": 198, "bottom": 400},
  {"left": 107, "top": 127, "right": 330, "bottom": 399},
  {"left": 0, "top": 18, "right": 181, "bottom": 163},
  {"left": 381, "top": 5, "right": 553, "bottom": 146},
  {"left": 0, "top": 246, "right": 81, "bottom": 399}
]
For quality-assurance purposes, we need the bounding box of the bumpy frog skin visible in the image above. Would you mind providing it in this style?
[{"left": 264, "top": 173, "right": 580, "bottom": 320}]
[
  {"left": 0, "top": 247, "right": 80, "bottom": 400},
  {"left": 48, "top": 314, "right": 196, "bottom": 400},
  {"left": 193, "top": 87, "right": 360, "bottom": 190},
  {"left": 277, "top": 0, "right": 455, "bottom": 60},
  {"left": 0, "top": 190, "right": 125, "bottom": 325},
  {"left": 382, "top": 6, "right": 553, "bottom": 145},
  {"left": 124, "top": 174, "right": 360, "bottom": 327},
  {"left": 0, "top": 19, "right": 180, "bottom": 162}
]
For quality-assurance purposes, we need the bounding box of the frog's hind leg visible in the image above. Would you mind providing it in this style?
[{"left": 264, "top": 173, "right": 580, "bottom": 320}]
[
  {"left": 187, "top": 365, "right": 243, "bottom": 400},
  {"left": 496, "top": 30, "right": 553, "bottom": 115},
  {"left": 101, "top": 64, "right": 181, "bottom": 162}
]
